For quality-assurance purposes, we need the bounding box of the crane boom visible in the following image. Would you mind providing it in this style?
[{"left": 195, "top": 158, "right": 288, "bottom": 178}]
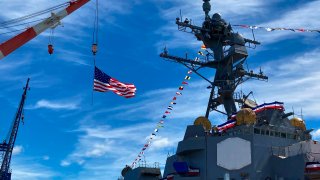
[
  {"left": 0, "top": 78, "right": 30, "bottom": 180},
  {"left": 0, "top": 0, "right": 90, "bottom": 60}
]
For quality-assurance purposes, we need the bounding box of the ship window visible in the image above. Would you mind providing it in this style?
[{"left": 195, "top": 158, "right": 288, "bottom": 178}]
[
  {"left": 281, "top": 132, "right": 286, "bottom": 138},
  {"left": 287, "top": 134, "right": 294, "bottom": 139},
  {"left": 275, "top": 132, "right": 280, "bottom": 137},
  {"left": 261, "top": 129, "right": 265, "bottom": 135},
  {"left": 270, "top": 131, "right": 275, "bottom": 136},
  {"left": 254, "top": 128, "right": 260, "bottom": 134}
]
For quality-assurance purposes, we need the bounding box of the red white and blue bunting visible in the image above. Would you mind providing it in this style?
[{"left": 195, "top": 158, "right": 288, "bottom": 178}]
[
  {"left": 218, "top": 101, "right": 285, "bottom": 133},
  {"left": 305, "top": 162, "right": 320, "bottom": 172},
  {"left": 233, "top": 24, "right": 320, "bottom": 33},
  {"left": 131, "top": 70, "right": 193, "bottom": 168}
]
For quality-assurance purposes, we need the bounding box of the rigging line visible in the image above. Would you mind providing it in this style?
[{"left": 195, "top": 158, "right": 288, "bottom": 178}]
[
  {"left": 0, "top": 2, "right": 68, "bottom": 25},
  {"left": 91, "top": 7, "right": 97, "bottom": 44},
  {"left": 92, "top": 0, "right": 99, "bottom": 44},
  {"left": 96, "top": 0, "right": 99, "bottom": 44},
  {"left": 0, "top": 28, "right": 27, "bottom": 35},
  {"left": 0, "top": 2, "right": 69, "bottom": 26},
  {"left": 0, "top": 18, "right": 47, "bottom": 29}
]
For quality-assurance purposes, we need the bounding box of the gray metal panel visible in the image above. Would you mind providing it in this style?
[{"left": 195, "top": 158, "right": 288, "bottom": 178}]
[
  {"left": 183, "top": 125, "right": 206, "bottom": 140},
  {"left": 217, "top": 137, "right": 251, "bottom": 170}
]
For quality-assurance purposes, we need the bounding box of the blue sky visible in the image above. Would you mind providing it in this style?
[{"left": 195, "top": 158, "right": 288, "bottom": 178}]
[{"left": 0, "top": 0, "right": 319, "bottom": 179}]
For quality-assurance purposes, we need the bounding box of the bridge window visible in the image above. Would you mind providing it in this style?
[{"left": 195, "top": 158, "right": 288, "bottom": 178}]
[
  {"left": 254, "top": 128, "right": 260, "bottom": 134},
  {"left": 265, "top": 130, "right": 270, "bottom": 136},
  {"left": 270, "top": 131, "right": 275, "bottom": 136}
]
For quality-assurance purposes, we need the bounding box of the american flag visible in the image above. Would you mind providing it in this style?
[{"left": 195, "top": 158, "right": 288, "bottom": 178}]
[{"left": 93, "top": 66, "right": 136, "bottom": 98}]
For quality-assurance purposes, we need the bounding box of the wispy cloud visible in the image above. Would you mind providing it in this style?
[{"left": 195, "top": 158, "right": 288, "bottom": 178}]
[
  {"left": 12, "top": 145, "right": 23, "bottom": 155},
  {"left": 32, "top": 99, "right": 80, "bottom": 110},
  {"left": 11, "top": 157, "right": 59, "bottom": 180}
]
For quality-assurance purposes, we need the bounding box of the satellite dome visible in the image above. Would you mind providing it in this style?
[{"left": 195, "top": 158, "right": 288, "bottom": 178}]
[
  {"left": 236, "top": 108, "right": 256, "bottom": 125},
  {"left": 212, "top": 13, "right": 222, "bottom": 21},
  {"left": 290, "top": 117, "right": 306, "bottom": 131},
  {"left": 194, "top": 116, "right": 212, "bottom": 131}
]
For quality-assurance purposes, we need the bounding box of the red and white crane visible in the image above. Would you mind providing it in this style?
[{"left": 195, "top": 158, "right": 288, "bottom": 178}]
[{"left": 0, "top": 0, "right": 91, "bottom": 60}]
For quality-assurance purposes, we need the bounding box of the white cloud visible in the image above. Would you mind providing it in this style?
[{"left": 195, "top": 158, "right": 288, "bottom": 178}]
[
  {"left": 60, "top": 160, "right": 71, "bottom": 167},
  {"left": 11, "top": 157, "right": 59, "bottom": 180},
  {"left": 312, "top": 129, "right": 320, "bottom": 140},
  {"left": 12, "top": 145, "right": 23, "bottom": 155},
  {"left": 33, "top": 99, "right": 79, "bottom": 110},
  {"left": 242, "top": 49, "right": 320, "bottom": 118},
  {"left": 42, "top": 156, "right": 50, "bottom": 161},
  {"left": 12, "top": 166, "right": 58, "bottom": 180},
  {"left": 152, "top": 137, "right": 173, "bottom": 149}
]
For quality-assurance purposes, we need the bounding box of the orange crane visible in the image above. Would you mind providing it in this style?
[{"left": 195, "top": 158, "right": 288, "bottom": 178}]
[{"left": 0, "top": 0, "right": 91, "bottom": 60}]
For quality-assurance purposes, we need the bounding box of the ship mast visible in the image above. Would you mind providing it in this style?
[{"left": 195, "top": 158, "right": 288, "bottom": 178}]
[
  {"left": 160, "top": 0, "right": 267, "bottom": 118},
  {"left": 0, "top": 78, "right": 30, "bottom": 180}
]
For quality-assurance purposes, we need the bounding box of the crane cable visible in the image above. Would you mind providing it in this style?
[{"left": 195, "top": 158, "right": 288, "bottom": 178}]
[
  {"left": 0, "top": 2, "right": 69, "bottom": 27},
  {"left": 91, "top": 0, "right": 99, "bottom": 58},
  {"left": 91, "top": 0, "right": 99, "bottom": 105},
  {"left": 0, "top": 2, "right": 69, "bottom": 35}
]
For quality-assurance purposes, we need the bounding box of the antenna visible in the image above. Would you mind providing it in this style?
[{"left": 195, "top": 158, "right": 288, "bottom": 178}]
[
  {"left": 161, "top": 0, "right": 266, "bottom": 119},
  {"left": 292, "top": 107, "right": 295, "bottom": 117},
  {"left": 300, "top": 108, "right": 304, "bottom": 120},
  {"left": 202, "top": 0, "right": 211, "bottom": 20}
]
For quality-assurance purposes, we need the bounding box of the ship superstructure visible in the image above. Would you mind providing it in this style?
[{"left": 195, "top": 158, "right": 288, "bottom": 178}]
[{"left": 122, "top": 1, "right": 320, "bottom": 179}]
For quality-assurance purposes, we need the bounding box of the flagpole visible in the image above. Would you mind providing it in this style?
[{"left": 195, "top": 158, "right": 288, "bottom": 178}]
[{"left": 91, "top": 56, "right": 96, "bottom": 106}]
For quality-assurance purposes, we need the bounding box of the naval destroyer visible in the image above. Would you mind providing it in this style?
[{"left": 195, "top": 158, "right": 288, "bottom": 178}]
[{"left": 121, "top": 0, "right": 320, "bottom": 179}]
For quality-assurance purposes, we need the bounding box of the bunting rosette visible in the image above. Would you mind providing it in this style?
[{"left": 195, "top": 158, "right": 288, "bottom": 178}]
[{"left": 130, "top": 69, "right": 193, "bottom": 168}]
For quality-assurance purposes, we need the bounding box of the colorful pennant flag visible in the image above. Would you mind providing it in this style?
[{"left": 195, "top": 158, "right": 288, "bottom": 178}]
[
  {"left": 233, "top": 24, "right": 320, "bottom": 34},
  {"left": 130, "top": 63, "right": 196, "bottom": 168},
  {"left": 198, "top": 51, "right": 204, "bottom": 56}
]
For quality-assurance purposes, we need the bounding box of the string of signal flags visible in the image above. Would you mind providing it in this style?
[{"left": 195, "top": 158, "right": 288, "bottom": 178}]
[
  {"left": 232, "top": 24, "right": 320, "bottom": 33},
  {"left": 131, "top": 69, "right": 193, "bottom": 168}
]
